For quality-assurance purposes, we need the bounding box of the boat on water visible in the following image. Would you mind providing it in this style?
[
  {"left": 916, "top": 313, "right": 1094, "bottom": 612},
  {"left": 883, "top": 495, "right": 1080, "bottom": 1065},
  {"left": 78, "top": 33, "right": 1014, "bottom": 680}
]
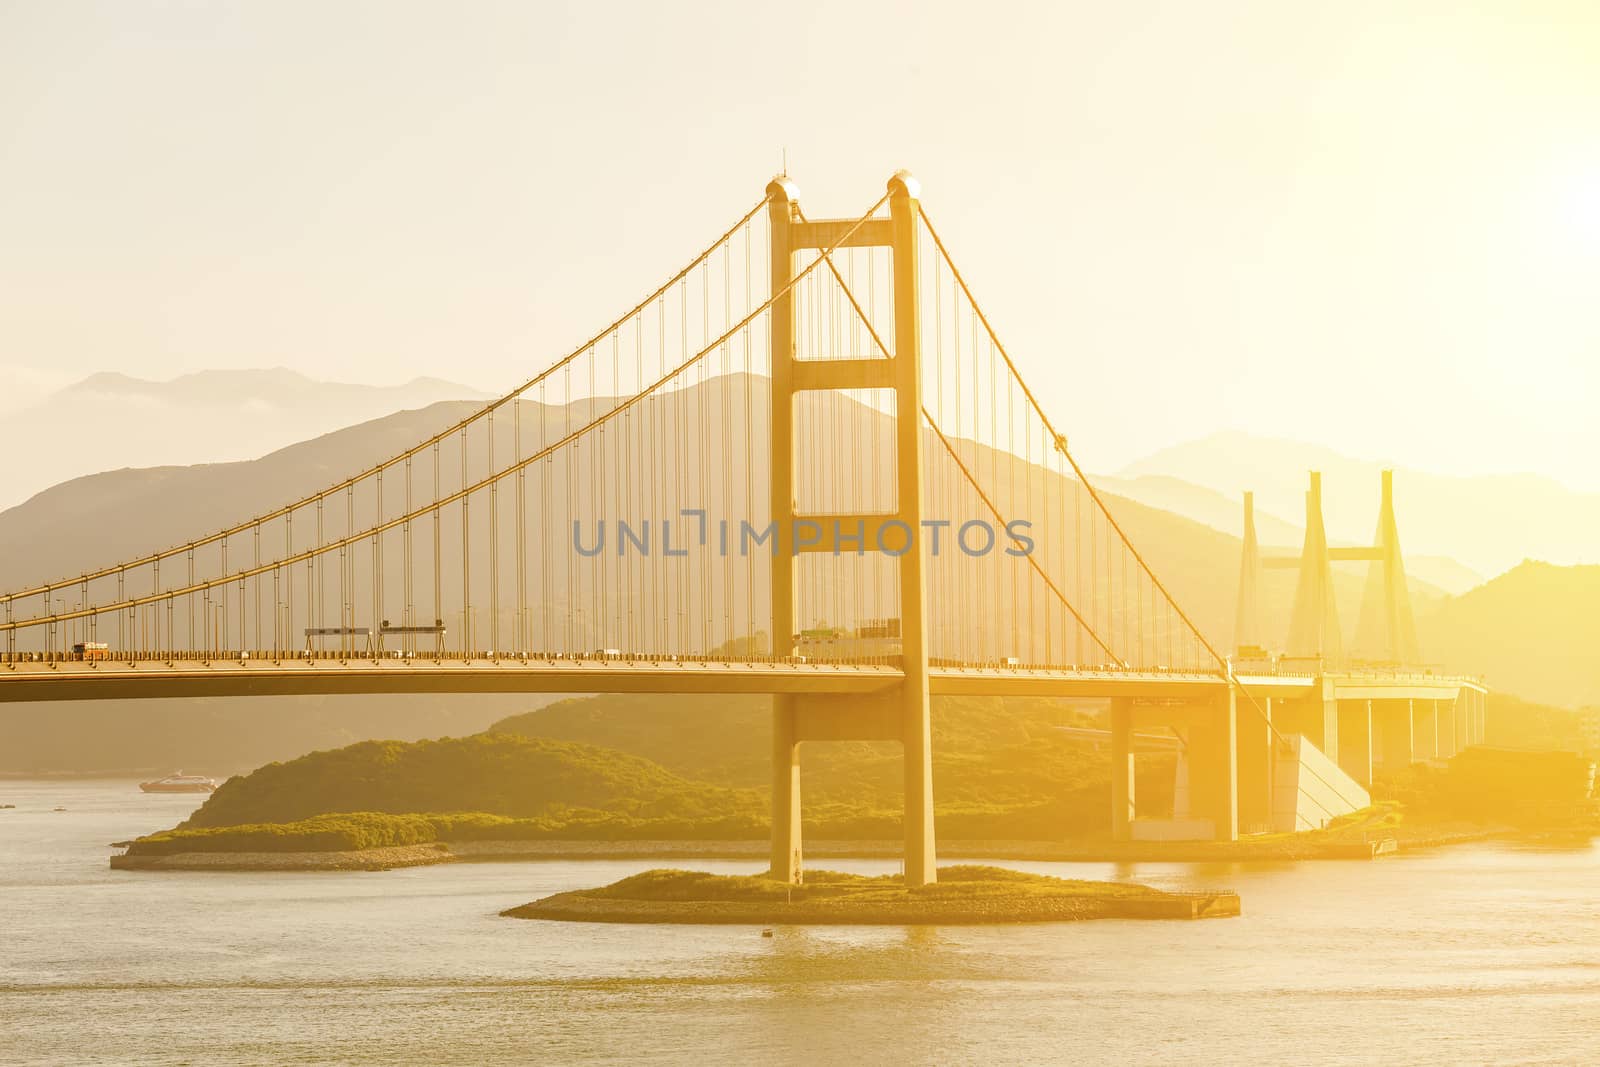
[{"left": 139, "top": 772, "right": 218, "bottom": 794}]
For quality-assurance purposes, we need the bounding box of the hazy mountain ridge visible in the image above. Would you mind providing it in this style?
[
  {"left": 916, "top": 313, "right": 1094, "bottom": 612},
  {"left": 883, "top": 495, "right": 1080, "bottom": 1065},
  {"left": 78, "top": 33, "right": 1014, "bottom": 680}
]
[
  {"left": 0, "top": 382, "right": 1588, "bottom": 709},
  {"left": 65, "top": 367, "right": 480, "bottom": 406},
  {"left": 0, "top": 401, "right": 487, "bottom": 590},
  {"left": 0, "top": 368, "right": 488, "bottom": 511},
  {"left": 1091, "top": 472, "right": 1481, "bottom": 595},
  {"left": 1121, "top": 430, "right": 1600, "bottom": 577},
  {"left": 0, "top": 378, "right": 1404, "bottom": 666},
  {"left": 0, "top": 693, "right": 557, "bottom": 777}
]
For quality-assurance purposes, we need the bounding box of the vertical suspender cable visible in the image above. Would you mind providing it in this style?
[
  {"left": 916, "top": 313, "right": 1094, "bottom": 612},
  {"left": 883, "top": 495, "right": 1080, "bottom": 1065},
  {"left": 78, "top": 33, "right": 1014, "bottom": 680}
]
[{"left": 489, "top": 410, "right": 498, "bottom": 654}]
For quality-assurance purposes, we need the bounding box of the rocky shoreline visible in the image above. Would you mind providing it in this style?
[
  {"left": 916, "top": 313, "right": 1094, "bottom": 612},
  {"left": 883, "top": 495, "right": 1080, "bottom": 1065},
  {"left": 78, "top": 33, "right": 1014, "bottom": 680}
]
[
  {"left": 503, "top": 888, "right": 1242, "bottom": 924},
  {"left": 107, "top": 829, "right": 1521, "bottom": 872},
  {"left": 110, "top": 842, "right": 454, "bottom": 871}
]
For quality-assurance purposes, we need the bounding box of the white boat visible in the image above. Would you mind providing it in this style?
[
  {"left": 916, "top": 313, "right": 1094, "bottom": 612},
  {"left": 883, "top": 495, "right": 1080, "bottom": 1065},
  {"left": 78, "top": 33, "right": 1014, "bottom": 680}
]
[{"left": 139, "top": 772, "right": 217, "bottom": 794}]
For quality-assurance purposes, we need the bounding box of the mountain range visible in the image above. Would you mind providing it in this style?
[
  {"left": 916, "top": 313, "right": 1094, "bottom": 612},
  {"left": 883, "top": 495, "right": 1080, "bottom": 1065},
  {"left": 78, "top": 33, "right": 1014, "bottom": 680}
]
[
  {"left": 1120, "top": 430, "right": 1600, "bottom": 578},
  {"left": 0, "top": 374, "right": 1592, "bottom": 708},
  {"left": 0, "top": 375, "right": 1437, "bottom": 669},
  {"left": 0, "top": 368, "right": 488, "bottom": 511},
  {"left": 1093, "top": 472, "right": 1485, "bottom": 595}
]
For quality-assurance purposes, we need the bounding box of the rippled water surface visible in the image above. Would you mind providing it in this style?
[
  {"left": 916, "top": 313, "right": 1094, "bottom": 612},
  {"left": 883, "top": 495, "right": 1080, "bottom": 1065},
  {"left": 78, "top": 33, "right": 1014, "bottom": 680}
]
[{"left": 2, "top": 779, "right": 1597, "bottom": 1064}]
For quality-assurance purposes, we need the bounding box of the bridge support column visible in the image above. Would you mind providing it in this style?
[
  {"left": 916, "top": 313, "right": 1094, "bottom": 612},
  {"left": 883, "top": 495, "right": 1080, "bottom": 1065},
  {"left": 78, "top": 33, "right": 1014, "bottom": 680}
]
[
  {"left": 1337, "top": 698, "right": 1373, "bottom": 787},
  {"left": 1110, "top": 698, "right": 1135, "bottom": 841},
  {"left": 1438, "top": 697, "right": 1459, "bottom": 759},
  {"left": 1236, "top": 694, "right": 1274, "bottom": 834},
  {"left": 1274, "top": 694, "right": 1338, "bottom": 767},
  {"left": 901, "top": 681, "right": 937, "bottom": 886},
  {"left": 1317, "top": 697, "right": 1340, "bottom": 767},
  {"left": 1201, "top": 689, "right": 1239, "bottom": 841},
  {"left": 1172, "top": 731, "right": 1192, "bottom": 819},
  {"left": 769, "top": 696, "right": 803, "bottom": 882},
  {"left": 1414, "top": 699, "right": 1438, "bottom": 761},
  {"left": 1374, "top": 698, "right": 1415, "bottom": 770},
  {"left": 1132, "top": 695, "right": 1235, "bottom": 841}
]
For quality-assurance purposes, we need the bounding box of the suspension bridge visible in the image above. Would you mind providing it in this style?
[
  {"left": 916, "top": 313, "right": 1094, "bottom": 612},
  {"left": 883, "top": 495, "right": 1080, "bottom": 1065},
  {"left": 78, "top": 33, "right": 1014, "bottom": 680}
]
[{"left": 0, "top": 172, "right": 1484, "bottom": 884}]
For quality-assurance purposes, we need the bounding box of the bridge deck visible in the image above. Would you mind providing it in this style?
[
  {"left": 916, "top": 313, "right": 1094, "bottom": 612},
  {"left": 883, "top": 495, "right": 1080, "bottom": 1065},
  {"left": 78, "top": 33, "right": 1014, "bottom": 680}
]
[{"left": 0, "top": 655, "right": 1481, "bottom": 703}]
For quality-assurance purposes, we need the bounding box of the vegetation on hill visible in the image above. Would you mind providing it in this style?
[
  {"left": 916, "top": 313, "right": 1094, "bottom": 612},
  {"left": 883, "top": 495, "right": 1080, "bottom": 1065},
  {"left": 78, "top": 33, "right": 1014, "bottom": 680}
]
[
  {"left": 127, "top": 810, "right": 772, "bottom": 856},
  {"left": 164, "top": 694, "right": 1176, "bottom": 843},
  {"left": 144, "top": 671, "right": 1591, "bottom": 853},
  {"left": 490, "top": 693, "right": 1172, "bottom": 837},
  {"left": 1372, "top": 748, "right": 1597, "bottom": 831},
  {"left": 1482, "top": 691, "right": 1590, "bottom": 752},
  {"left": 182, "top": 734, "right": 759, "bottom": 829}
]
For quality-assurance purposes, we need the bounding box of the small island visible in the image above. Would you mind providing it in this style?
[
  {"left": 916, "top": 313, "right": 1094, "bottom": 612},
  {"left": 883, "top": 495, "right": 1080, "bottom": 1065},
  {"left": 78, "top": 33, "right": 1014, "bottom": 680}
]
[{"left": 501, "top": 865, "right": 1241, "bottom": 924}]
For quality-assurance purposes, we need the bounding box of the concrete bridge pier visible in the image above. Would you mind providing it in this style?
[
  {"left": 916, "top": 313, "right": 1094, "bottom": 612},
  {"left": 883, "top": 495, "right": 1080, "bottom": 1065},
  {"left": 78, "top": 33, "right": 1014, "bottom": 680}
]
[
  {"left": 770, "top": 696, "right": 804, "bottom": 883},
  {"left": 1273, "top": 694, "right": 1340, "bottom": 768},
  {"left": 1337, "top": 699, "right": 1374, "bottom": 787},
  {"left": 1413, "top": 699, "right": 1439, "bottom": 760},
  {"left": 1373, "top": 698, "right": 1415, "bottom": 770},
  {"left": 1116, "top": 692, "right": 1238, "bottom": 842},
  {"left": 1110, "top": 699, "right": 1137, "bottom": 840},
  {"left": 1236, "top": 695, "right": 1276, "bottom": 834},
  {"left": 1315, "top": 697, "right": 1340, "bottom": 767},
  {"left": 1191, "top": 690, "right": 1239, "bottom": 841},
  {"left": 1437, "top": 698, "right": 1459, "bottom": 759},
  {"left": 770, "top": 688, "right": 934, "bottom": 883}
]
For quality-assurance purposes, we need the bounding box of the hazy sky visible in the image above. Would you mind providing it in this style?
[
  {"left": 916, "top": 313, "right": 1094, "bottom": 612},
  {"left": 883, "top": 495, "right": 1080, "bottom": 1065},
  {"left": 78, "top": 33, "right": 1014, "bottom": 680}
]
[{"left": 2, "top": 1, "right": 1597, "bottom": 487}]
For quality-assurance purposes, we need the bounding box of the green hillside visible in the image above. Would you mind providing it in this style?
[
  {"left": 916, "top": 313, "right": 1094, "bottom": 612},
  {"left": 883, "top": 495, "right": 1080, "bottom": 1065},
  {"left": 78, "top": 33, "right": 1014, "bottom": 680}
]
[
  {"left": 1483, "top": 691, "right": 1590, "bottom": 752},
  {"left": 1419, "top": 561, "right": 1600, "bottom": 708},
  {"left": 174, "top": 695, "right": 1173, "bottom": 841},
  {"left": 490, "top": 693, "right": 1169, "bottom": 836},
  {"left": 183, "top": 733, "right": 756, "bottom": 829}
]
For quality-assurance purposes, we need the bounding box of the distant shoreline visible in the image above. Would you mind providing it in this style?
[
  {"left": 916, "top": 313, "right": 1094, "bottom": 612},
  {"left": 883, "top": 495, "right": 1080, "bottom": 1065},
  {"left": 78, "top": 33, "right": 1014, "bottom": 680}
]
[{"left": 106, "top": 827, "right": 1536, "bottom": 872}]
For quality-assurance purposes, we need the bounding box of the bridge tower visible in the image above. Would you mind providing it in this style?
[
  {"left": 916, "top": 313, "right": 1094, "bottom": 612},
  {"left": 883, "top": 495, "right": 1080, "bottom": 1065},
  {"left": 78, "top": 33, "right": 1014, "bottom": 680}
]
[
  {"left": 1350, "top": 470, "right": 1421, "bottom": 665},
  {"left": 767, "top": 172, "right": 937, "bottom": 886},
  {"left": 1233, "top": 491, "right": 1264, "bottom": 654},
  {"left": 1285, "top": 472, "right": 1342, "bottom": 665},
  {"left": 1278, "top": 469, "right": 1420, "bottom": 667}
]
